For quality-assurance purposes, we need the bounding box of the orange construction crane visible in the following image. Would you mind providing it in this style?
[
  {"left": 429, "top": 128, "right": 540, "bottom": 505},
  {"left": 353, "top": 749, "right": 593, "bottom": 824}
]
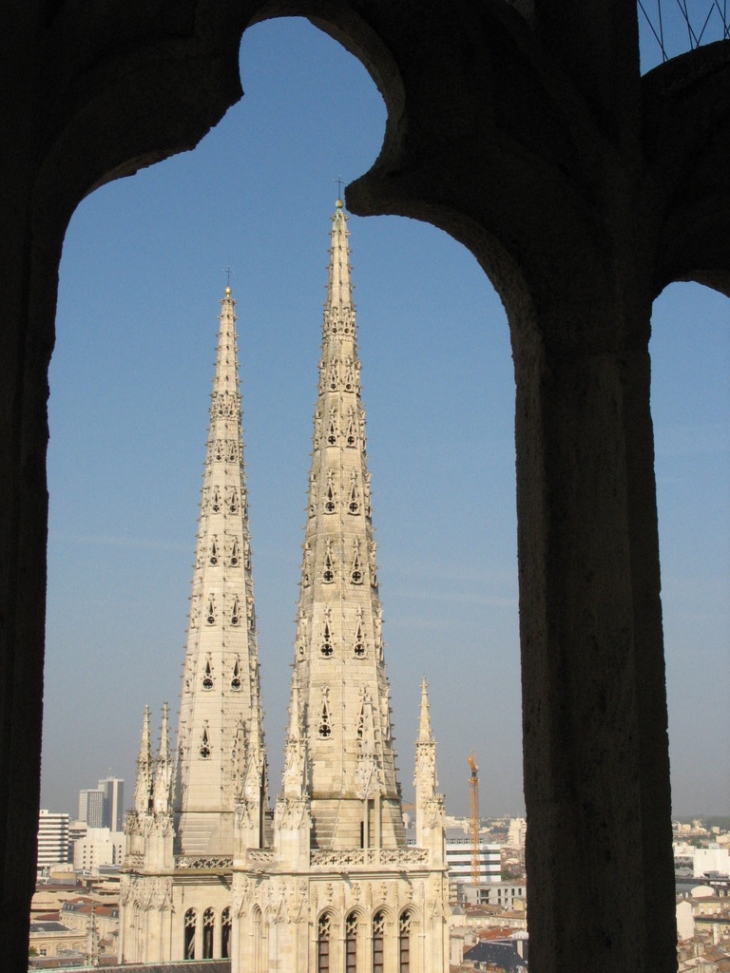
[{"left": 468, "top": 752, "right": 480, "bottom": 883}]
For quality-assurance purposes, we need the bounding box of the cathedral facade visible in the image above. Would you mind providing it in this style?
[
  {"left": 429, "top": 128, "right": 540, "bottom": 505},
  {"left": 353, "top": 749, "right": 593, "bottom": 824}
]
[{"left": 119, "top": 202, "right": 449, "bottom": 972}]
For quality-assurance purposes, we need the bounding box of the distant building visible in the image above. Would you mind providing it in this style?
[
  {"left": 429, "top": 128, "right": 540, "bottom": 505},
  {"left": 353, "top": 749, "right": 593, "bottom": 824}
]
[
  {"left": 98, "top": 777, "right": 124, "bottom": 831},
  {"left": 79, "top": 788, "right": 105, "bottom": 828},
  {"left": 694, "top": 846, "right": 730, "bottom": 878},
  {"left": 73, "top": 827, "right": 124, "bottom": 873},
  {"left": 446, "top": 827, "right": 501, "bottom": 889},
  {"left": 465, "top": 880, "right": 527, "bottom": 910},
  {"left": 37, "top": 810, "right": 70, "bottom": 872}
]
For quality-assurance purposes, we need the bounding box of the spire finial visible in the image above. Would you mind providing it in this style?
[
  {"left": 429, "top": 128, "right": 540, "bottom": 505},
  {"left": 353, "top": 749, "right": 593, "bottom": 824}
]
[
  {"left": 335, "top": 175, "right": 344, "bottom": 207},
  {"left": 224, "top": 264, "right": 233, "bottom": 298},
  {"left": 418, "top": 676, "right": 433, "bottom": 743}
]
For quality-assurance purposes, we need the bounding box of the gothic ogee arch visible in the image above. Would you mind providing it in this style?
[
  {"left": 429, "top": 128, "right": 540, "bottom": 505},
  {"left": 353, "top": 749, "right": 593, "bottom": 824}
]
[{"left": 2, "top": 3, "right": 730, "bottom": 972}]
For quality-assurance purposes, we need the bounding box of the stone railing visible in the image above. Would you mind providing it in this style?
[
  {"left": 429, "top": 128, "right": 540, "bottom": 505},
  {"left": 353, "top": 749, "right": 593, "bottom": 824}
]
[
  {"left": 175, "top": 855, "right": 233, "bottom": 870},
  {"left": 310, "top": 848, "right": 429, "bottom": 868},
  {"left": 246, "top": 849, "right": 275, "bottom": 864}
]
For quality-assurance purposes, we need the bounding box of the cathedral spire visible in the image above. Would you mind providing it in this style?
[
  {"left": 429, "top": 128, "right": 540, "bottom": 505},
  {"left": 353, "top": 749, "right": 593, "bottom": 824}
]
[
  {"left": 174, "top": 285, "right": 267, "bottom": 855},
  {"left": 285, "top": 201, "right": 403, "bottom": 851}
]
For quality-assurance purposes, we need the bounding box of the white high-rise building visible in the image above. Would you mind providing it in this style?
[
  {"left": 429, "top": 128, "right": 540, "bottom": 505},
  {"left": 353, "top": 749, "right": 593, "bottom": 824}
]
[
  {"left": 98, "top": 777, "right": 124, "bottom": 831},
  {"left": 79, "top": 788, "right": 105, "bottom": 827},
  {"left": 120, "top": 202, "right": 449, "bottom": 972},
  {"left": 37, "top": 809, "right": 70, "bottom": 872}
]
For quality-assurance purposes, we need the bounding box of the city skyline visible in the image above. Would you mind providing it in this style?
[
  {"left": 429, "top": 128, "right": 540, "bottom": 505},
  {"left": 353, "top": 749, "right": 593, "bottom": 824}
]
[{"left": 40, "top": 19, "right": 729, "bottom": 821}]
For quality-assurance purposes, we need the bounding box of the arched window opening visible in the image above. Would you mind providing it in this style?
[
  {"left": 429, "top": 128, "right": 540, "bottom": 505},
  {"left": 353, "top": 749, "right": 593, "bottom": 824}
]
[
  {"left": 222, "top": 907, "right": 232, "bottom": 958},
  {"left": 346, "top": 912, "right": 358, "bottom": 973},
  {"left": 317, "top": 912, "right": 332, "bottom": 973},
  {"left": 253, "top": 906, "right": 264, "bottom": 973},
  {"left": 399, "top": 911, "right": 412, "bottom": 973},
  {"left": 203, "top": 907, "right": 215, "bottom": 958},
  {"left": 184, "top": 908, "right": 196, "bottom": 960},
  {"left": 372, "top": 910, "right": 385, "bottom": 973}
]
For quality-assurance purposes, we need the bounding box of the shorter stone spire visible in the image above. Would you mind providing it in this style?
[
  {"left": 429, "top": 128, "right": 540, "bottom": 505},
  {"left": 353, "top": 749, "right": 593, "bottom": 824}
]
[
  {"left": 418, "top": 675, "right": 433, "bottom": 743},
  {"left": 414, "top": 678, "right": 438, "bottom": 808},
  {"left": 153, "top": 702, "right": 173, "bottom": 815},
  {"left": 282, "top": 671, "right": 309, "bottom": 800},
  {"left": 134, "top": 705, "right": 153, "bottom": 814}
]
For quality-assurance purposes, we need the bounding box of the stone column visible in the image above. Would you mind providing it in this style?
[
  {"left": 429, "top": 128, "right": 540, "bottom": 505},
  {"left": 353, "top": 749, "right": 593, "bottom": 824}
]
[{"left": 511, "top": 292, "right": 675, "bottom": 973}]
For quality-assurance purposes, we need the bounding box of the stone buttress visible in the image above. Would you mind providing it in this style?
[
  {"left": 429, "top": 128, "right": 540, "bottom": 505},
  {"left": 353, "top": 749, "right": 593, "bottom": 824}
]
[
  {"left": 120, "top": 287, "right": 267, "bottom": 964},
  {"left": 231, "top": 203, "right": 449, "bottom": 973}
]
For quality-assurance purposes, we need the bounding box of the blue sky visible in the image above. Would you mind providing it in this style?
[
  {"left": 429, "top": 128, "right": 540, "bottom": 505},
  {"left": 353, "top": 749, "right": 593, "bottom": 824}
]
[{"left": 41, "top": 17, "right": 729, "bottom": 821}]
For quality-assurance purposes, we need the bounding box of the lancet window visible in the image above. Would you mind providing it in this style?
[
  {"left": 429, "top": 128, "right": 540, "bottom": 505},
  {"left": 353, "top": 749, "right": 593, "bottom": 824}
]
[
  {"left": 323, "top": 539, "right": 335, "bottom": 584},
  {"left": 346, "top": 913, "right": 359, "bottom": 973},
  {"left": 327, "top": 412, "right": 338, "bottom": 446},
  {"left": 210, "top": 537, "right": 218, "bottom": 565},
  {"left": 348, "top": 473, "right": 360, "bottom": 514},
  {"left": 319, "top": 687, "right": 332, "bottom": 738},
  {"left": 321, "top": 613, "right": 334, "bottom": 657},
  {"left": 184, "top": 909, "right": 196, "bottom": 959},
  {"left": 231, "top": 657, "right": 242, "bottom": 691},
  {"left": 229, "top": 537, "right": 239, "bottom": 566},
  {"left": 303, "top": 544, "right": 312, "bottom": 587},
  {"left": 354, "top": 612, "right": 366, "bottom": 658},
  {"left": 206, "top": 595, "right": 216, "bottom": 625},
  {"left": 346, "top": 408, "right": 357, "bottom": 447},
  {"left": 324, "top": 471, "right": 336, "bottom": 513},
  {"left": 203, "top": 908, "right": 215, "bottom": 959},
  {"left": 317, "top": 913, "right": 332, "bottom": 973},
  {"left": 211, "top": 486, "right": 221, "bottom": 513},
  {"left": 230, "top": 595, "right": 240, "bottom": 626},
  {"left": 202, "top": 657, "right": 213, "bottom": 690},
  {"left": 253, "top": 907, "right": 265, "bottom": 973},
  {"left": 227, "top": 486, "right": 238, "bottom": 514},
  {"left": 399, "top": 912, "right": 412, "bottom": 973},
  {"left": 221, "top": 908, "right": 231, "bottom": 959},
  {"left": 351, "top": 539, "right": 364, "bottom": 585},
  {"left": 372, "top": 911, "right": 386, "bottom": 973},
  {"left": 309, "top": 473, "right": 318, "bottom": 517},
  {"left": 227, "top": 441, "right": 238, "bottom": 463},
  {"left": 200, "top": 725, "right": 211, "bottom": 759},
  {"left": 343, "top": 358, "right": 355, "bottom": 392}
]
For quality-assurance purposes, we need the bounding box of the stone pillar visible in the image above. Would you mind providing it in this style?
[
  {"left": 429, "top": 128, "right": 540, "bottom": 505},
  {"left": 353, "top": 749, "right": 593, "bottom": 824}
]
[{"left": 511, "top": 293, "right": 676, "bottom": 972}]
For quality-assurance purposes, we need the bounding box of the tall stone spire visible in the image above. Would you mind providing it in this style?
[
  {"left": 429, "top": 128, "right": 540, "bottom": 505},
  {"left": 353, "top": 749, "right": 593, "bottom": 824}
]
[
  {"left": 289, "top": 199, "right": 403, "bottom": 850},
  {"left": 174, "top": 285, "right": 267, "bottom": 855}
]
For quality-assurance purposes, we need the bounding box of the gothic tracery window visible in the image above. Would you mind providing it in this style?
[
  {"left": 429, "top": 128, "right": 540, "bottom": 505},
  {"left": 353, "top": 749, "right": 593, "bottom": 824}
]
[
  {"left": 346, "top": 912, "right": 359, "bottom": 973},
  {"left": 372, "top": 911, "right": 386, "bottom": 973},
  {"left": 231, "top": 657, "right": 242, "bottom": 691},
  {"left": 323, "top": 539, "right": 335, "bottom": 584},
  {"left": 318, "top": 912, "right": 332, "bottom": 973},
  {"left": 351, "top": 540, "right": 363, "bottom": 585},
  {"left": 399, "top": 911, "right": 412, "bottom": 973},
  {"left": 319, "top": 687, "right": 332, "bottom": 738},
  {"left": 184, "top": 908, "right": 196, "bottom": 959},
  {"left": 203, "top": 907, "right": 215, "bottom": 959},
  {"left": 354, "top": 613, "right": 366, "bottom": 657},
  {"left": 202, "top": 658, "right": 213, "bottom": 690},
  {"left": 200, "top": 726, "right": 211, "bottom": 759}
]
